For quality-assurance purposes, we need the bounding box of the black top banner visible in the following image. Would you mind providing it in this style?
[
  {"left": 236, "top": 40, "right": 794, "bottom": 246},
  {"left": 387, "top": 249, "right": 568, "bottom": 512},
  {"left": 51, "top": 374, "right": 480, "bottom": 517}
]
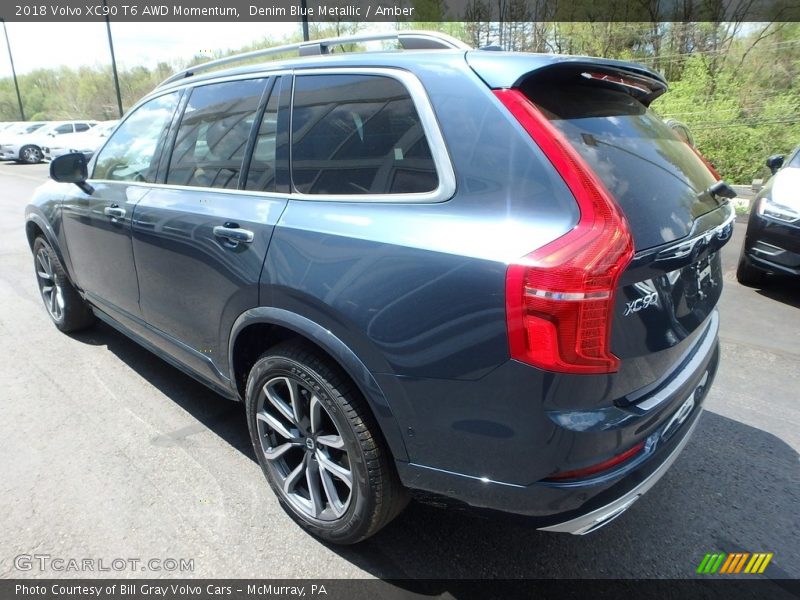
[{"left": 3, "top": 0, "right": 800, "bottom": 22}]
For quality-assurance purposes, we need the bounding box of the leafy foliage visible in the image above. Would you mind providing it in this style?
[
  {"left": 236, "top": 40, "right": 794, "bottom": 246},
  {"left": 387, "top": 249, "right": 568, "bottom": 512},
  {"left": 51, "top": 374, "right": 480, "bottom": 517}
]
[{"left": 0, "top": 21, "right": 797, "bottom": 184}]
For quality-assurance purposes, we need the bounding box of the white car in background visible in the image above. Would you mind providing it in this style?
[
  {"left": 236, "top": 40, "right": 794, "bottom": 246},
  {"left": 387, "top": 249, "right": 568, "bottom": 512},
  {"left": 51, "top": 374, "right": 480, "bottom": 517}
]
[
  {"left": 0, "top": 122, "right": 48, "bottom": 152},
  {"left": 1, "top": 120, "right": 96, "bottom": 163},
  {"left": 43, "top": 120, "right": 118, "bottom": 161},
  {"left": 0, "top": 122, "right": 22, "bottom": 134}
]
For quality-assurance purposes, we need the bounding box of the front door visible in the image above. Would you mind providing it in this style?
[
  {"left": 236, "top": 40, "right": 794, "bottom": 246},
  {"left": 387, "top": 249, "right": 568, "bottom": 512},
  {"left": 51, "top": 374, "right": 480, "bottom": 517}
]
[{"left": 60, "top": 91, "right": 181, "bottom": 319}]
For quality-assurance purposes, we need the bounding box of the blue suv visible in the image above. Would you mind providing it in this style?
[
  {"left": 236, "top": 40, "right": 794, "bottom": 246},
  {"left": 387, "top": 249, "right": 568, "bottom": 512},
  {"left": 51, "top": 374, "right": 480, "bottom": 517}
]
[{"left": 26, "top": 31, "right": 734, "bottom": 543}]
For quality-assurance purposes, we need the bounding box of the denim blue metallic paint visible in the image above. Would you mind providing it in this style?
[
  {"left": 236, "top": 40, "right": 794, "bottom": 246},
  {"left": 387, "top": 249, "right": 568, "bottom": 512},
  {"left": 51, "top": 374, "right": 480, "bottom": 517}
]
[{"left": 26, "top": 50, "right": 728, "bottom": 522}]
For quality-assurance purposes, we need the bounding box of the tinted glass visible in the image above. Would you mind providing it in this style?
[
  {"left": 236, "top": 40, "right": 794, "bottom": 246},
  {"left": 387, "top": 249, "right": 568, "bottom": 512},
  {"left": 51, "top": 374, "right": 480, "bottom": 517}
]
[
  {"left": 75, "top": 123, "right": 91, "bottom": 132},
  {"left": 523, "top": 78, "right": 718, "bottom": 249},
  {"left": 788, "top": 149, "right": 800, "bottom": 168},
  {"left": 291, "top": 74, "right": 438, "bottom": 195},
  {"left": 54, "top": 124, "right": 73, "bottom": 134},
  {"left": 94, "top": 92, "right": 180, "bottom": 182},
  {"left": 167, "top": 78, "right": 265, "bottom": 189},
  {"left": 244, "top": 85, "right": 279, "bottom": 192}
]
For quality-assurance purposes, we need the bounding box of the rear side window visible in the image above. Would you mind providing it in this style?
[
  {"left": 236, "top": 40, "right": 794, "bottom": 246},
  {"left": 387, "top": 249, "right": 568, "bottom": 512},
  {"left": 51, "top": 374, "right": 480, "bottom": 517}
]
[
  {"left": 94, "top": 91, "right": 180, "bottom": 183},
  {"left": 75, "top": 123, "right": 91, "bottom": 133},
  {"left": 167, "top": 78, "right": 266, "bottom": 189},
  {"left": 291, "top": 74, "right": 438, "bottom": 196}
]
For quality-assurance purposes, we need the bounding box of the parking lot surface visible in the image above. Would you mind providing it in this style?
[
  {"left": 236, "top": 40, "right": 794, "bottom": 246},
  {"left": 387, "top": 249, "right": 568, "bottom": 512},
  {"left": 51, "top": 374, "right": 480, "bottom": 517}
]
[{"left": 0, "top": 162, "right": 798, "bottom": 581}]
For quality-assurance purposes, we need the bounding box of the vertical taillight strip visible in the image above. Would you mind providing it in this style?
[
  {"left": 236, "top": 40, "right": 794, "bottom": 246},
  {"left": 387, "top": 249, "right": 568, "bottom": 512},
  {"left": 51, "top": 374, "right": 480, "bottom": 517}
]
[{"left": 494, "top": 89, "right": 635, "bottom": 374}]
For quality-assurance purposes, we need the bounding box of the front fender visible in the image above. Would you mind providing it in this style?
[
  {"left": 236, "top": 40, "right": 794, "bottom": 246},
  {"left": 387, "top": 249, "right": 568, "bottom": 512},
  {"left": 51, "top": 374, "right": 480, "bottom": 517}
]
[
  {"left": 228, "top": 307, "right": 409, "bottom": 462},
  {"left": 25, "top": 210, "right": 71, "bottom": 275}
]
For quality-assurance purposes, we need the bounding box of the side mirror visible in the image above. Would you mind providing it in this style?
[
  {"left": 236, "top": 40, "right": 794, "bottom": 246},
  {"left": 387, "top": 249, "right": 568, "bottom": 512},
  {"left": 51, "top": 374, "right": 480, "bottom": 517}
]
[
  {"left": 766, "top": 154, "right": 785, "bottom": 175},
  {"left": 50, "top": 152, "right": 93, "bottom": 194}
]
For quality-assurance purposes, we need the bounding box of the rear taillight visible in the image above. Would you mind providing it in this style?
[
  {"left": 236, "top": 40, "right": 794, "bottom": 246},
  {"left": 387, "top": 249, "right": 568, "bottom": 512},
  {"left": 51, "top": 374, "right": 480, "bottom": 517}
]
[{"left": 494, "top": 89, "right": 634, "bottom": 375}]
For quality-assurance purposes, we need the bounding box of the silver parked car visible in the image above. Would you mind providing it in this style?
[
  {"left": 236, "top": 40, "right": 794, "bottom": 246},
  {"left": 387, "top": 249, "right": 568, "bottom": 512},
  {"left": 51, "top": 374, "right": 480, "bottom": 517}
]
[
  {"left": 43, "top": 120, "right": 118, "bottom": 161},
  {"left": 1, "top": 120, "right": 96, "bottom": 163}
]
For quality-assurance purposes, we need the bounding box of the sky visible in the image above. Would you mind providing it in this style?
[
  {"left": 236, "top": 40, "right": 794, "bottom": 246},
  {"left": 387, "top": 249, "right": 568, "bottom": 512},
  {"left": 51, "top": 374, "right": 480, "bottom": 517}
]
[{"left": 0, "top": 22, "right": 385, "bottom": 76}]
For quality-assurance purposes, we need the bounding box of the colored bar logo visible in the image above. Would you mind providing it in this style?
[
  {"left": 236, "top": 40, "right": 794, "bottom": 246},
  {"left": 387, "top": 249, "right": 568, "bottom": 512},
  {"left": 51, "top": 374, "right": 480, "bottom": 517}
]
[{"left": 696, "top": 552, "right": 773, "bottom": 574}]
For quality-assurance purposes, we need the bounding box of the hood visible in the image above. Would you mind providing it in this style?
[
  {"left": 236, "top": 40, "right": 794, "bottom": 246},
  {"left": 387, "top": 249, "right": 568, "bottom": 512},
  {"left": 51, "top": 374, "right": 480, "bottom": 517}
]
[{"left": 770, "top": 166, "right": 800, "bottom": 211}]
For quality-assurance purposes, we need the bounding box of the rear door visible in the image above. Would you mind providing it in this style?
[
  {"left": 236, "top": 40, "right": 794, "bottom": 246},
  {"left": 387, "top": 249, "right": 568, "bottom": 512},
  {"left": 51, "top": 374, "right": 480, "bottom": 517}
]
[
  {"left": 518, "top": 67, "right": 734, "bottom": 393},
  {"left": 130, "top": 76, "right": 287, "bottom": 382}
]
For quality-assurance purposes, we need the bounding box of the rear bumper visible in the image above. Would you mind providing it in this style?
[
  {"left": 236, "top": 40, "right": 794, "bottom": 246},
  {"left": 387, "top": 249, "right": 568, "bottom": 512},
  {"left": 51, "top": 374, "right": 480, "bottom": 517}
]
[
  {"left": 395, "top": 311, "right": 719, "bottom": 527},
  {"left": 538, "top": 411, "right": 700, "bottom": 534}
]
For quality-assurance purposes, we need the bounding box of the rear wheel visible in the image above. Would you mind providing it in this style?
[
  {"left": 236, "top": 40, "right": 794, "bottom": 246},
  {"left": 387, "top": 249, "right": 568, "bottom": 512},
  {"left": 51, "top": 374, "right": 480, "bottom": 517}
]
[
  {"left": 736, "top": 250, "right": 767, "bottom": 287},
  {"left": 245, "top": 342, "right": 408, "bottom": 544},
  {"left": 33, "top": 237, "right": 95, "bottom": 332},
  {"left": 19, "top": 145, "right": 43, "bottom": 164}
]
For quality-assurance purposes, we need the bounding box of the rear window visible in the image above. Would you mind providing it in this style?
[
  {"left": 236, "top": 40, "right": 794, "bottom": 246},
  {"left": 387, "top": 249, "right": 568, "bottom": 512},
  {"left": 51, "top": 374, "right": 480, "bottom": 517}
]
[{"left": 521, "top": 75, "right": 719, "bottom": 250}]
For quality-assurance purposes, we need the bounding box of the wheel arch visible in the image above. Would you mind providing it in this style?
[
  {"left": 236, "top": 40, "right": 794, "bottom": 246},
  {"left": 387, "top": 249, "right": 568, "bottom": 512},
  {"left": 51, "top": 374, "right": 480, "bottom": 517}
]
[
  {"left": 25, "top": 214, "right": 69, "bottom": 272},
  {"left": 229, "top": 307, "right": 409, "bottom": 462}
]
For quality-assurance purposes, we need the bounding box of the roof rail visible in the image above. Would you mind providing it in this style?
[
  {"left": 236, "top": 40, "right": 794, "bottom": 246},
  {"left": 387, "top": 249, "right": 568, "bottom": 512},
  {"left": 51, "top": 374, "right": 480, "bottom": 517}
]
[{"left": 158, "top": 30, "right": 471, "bottom": 88}]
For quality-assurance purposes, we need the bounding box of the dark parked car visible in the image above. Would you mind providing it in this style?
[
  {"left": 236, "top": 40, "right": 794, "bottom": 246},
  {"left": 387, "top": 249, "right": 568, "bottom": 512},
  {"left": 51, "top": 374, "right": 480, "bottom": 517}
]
[
  {"left": 26, "top": 31, "right": 734, "bottom": 544},
  {"left": 737, "top": 148, "right": 800, "bottom": 286}
]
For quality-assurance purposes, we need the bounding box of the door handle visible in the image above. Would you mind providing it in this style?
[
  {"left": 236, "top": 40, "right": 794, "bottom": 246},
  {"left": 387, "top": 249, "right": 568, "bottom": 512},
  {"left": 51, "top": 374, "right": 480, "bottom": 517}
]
[
  {"left": 104, "top": 206, "right": 126, "bottom": 219},
  {"left": 213, "top": 224, "right": 254, "bottom": 244}
]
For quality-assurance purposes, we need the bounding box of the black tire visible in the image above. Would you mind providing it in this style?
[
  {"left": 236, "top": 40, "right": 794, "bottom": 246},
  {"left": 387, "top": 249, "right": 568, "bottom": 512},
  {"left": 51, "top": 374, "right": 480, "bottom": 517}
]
[
  {"left": 32, "top": 237, "right": 95, "bottom": 332},
  {"left": 245, "top": 342, "right": 408, "bottom": 544},
  {"left": 19, "top": 145, "right": 43, "bottom": 164},
  {"left": 736, "top": 251, "right": 767, "bottom": 287}
]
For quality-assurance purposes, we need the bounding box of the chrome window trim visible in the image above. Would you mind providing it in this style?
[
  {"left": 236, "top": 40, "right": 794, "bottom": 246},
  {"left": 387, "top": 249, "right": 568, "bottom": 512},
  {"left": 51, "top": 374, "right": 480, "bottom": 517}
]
[
  {"left": 93, "top": 67, "right": 456, "bottom": 204},
  {"left": 85, "top": 179, "right": 290, "bottom": 200},
  {"left": 287, "top": 67, "right": 456, "bottom": 204}
]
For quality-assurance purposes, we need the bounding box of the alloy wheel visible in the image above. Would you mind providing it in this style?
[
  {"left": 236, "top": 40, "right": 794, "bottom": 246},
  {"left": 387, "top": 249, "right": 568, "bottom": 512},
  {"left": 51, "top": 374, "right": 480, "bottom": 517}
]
[
  {"left": 23, "top": 147, "right": 41, "bottom": 163},
  {"left": 256, "top": 375, "right": 353, "bottom": 521},
  {"left": 35, "top": 247, "right": 63, "bottom": 321}
]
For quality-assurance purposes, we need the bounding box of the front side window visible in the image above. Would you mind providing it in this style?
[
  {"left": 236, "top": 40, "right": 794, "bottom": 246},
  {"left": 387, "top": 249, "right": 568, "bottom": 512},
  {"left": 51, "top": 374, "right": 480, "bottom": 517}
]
[
  {"left": 166, "top": 78, "right": 266, "bottom": 189},
  {"left": 93, "top": 92, "right": 180, "bottom": 183},
  {"left": 75, "top": 123, "right": 91, "bottom": 133},
  {"left": 291, "top": 74, "right": 438, "bottom": 196},
  {"left": 54, "top": 124, "right": 74, "bottom": 134}
]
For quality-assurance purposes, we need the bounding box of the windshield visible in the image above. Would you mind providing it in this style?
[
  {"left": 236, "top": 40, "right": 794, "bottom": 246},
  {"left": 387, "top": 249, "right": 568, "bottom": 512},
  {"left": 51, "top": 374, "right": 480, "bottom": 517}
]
[{"left": 788, "top": 149, "right": 800, "bottom": 169}]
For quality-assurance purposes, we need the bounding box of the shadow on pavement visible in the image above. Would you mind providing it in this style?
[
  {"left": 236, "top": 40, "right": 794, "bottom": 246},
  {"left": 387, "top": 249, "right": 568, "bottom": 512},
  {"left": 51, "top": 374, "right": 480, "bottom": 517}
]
[
  {"left": 754, "top": 277, "right": 800, "bottom": 309},
  {"left": 70, "top": 322, "right": 799, "bottom": 585},
  {"left": 69, "top": 321, "right": 254, "bottom": 460},
  {"left": 336, "top": 410, "right": 799, "bottom": 583}
]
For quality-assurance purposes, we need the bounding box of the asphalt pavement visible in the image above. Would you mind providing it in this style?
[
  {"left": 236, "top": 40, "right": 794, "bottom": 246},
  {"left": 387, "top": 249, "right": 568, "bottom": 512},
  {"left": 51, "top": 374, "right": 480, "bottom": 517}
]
[{"left": 0, "top": 162, "right": 797, "bottom": 582}]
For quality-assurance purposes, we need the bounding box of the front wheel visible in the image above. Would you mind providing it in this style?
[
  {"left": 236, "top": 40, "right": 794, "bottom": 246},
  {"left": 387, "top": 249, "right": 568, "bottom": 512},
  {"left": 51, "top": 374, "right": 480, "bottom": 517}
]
[
  {"left": 245, "top": 343, "right": 408, "bottom": 544},
  {"left": 19, "top": 145, "right": 43, "bottom": 164},
  {"left": 33, "top": 237, "right": 95, "bottom": 332}
]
